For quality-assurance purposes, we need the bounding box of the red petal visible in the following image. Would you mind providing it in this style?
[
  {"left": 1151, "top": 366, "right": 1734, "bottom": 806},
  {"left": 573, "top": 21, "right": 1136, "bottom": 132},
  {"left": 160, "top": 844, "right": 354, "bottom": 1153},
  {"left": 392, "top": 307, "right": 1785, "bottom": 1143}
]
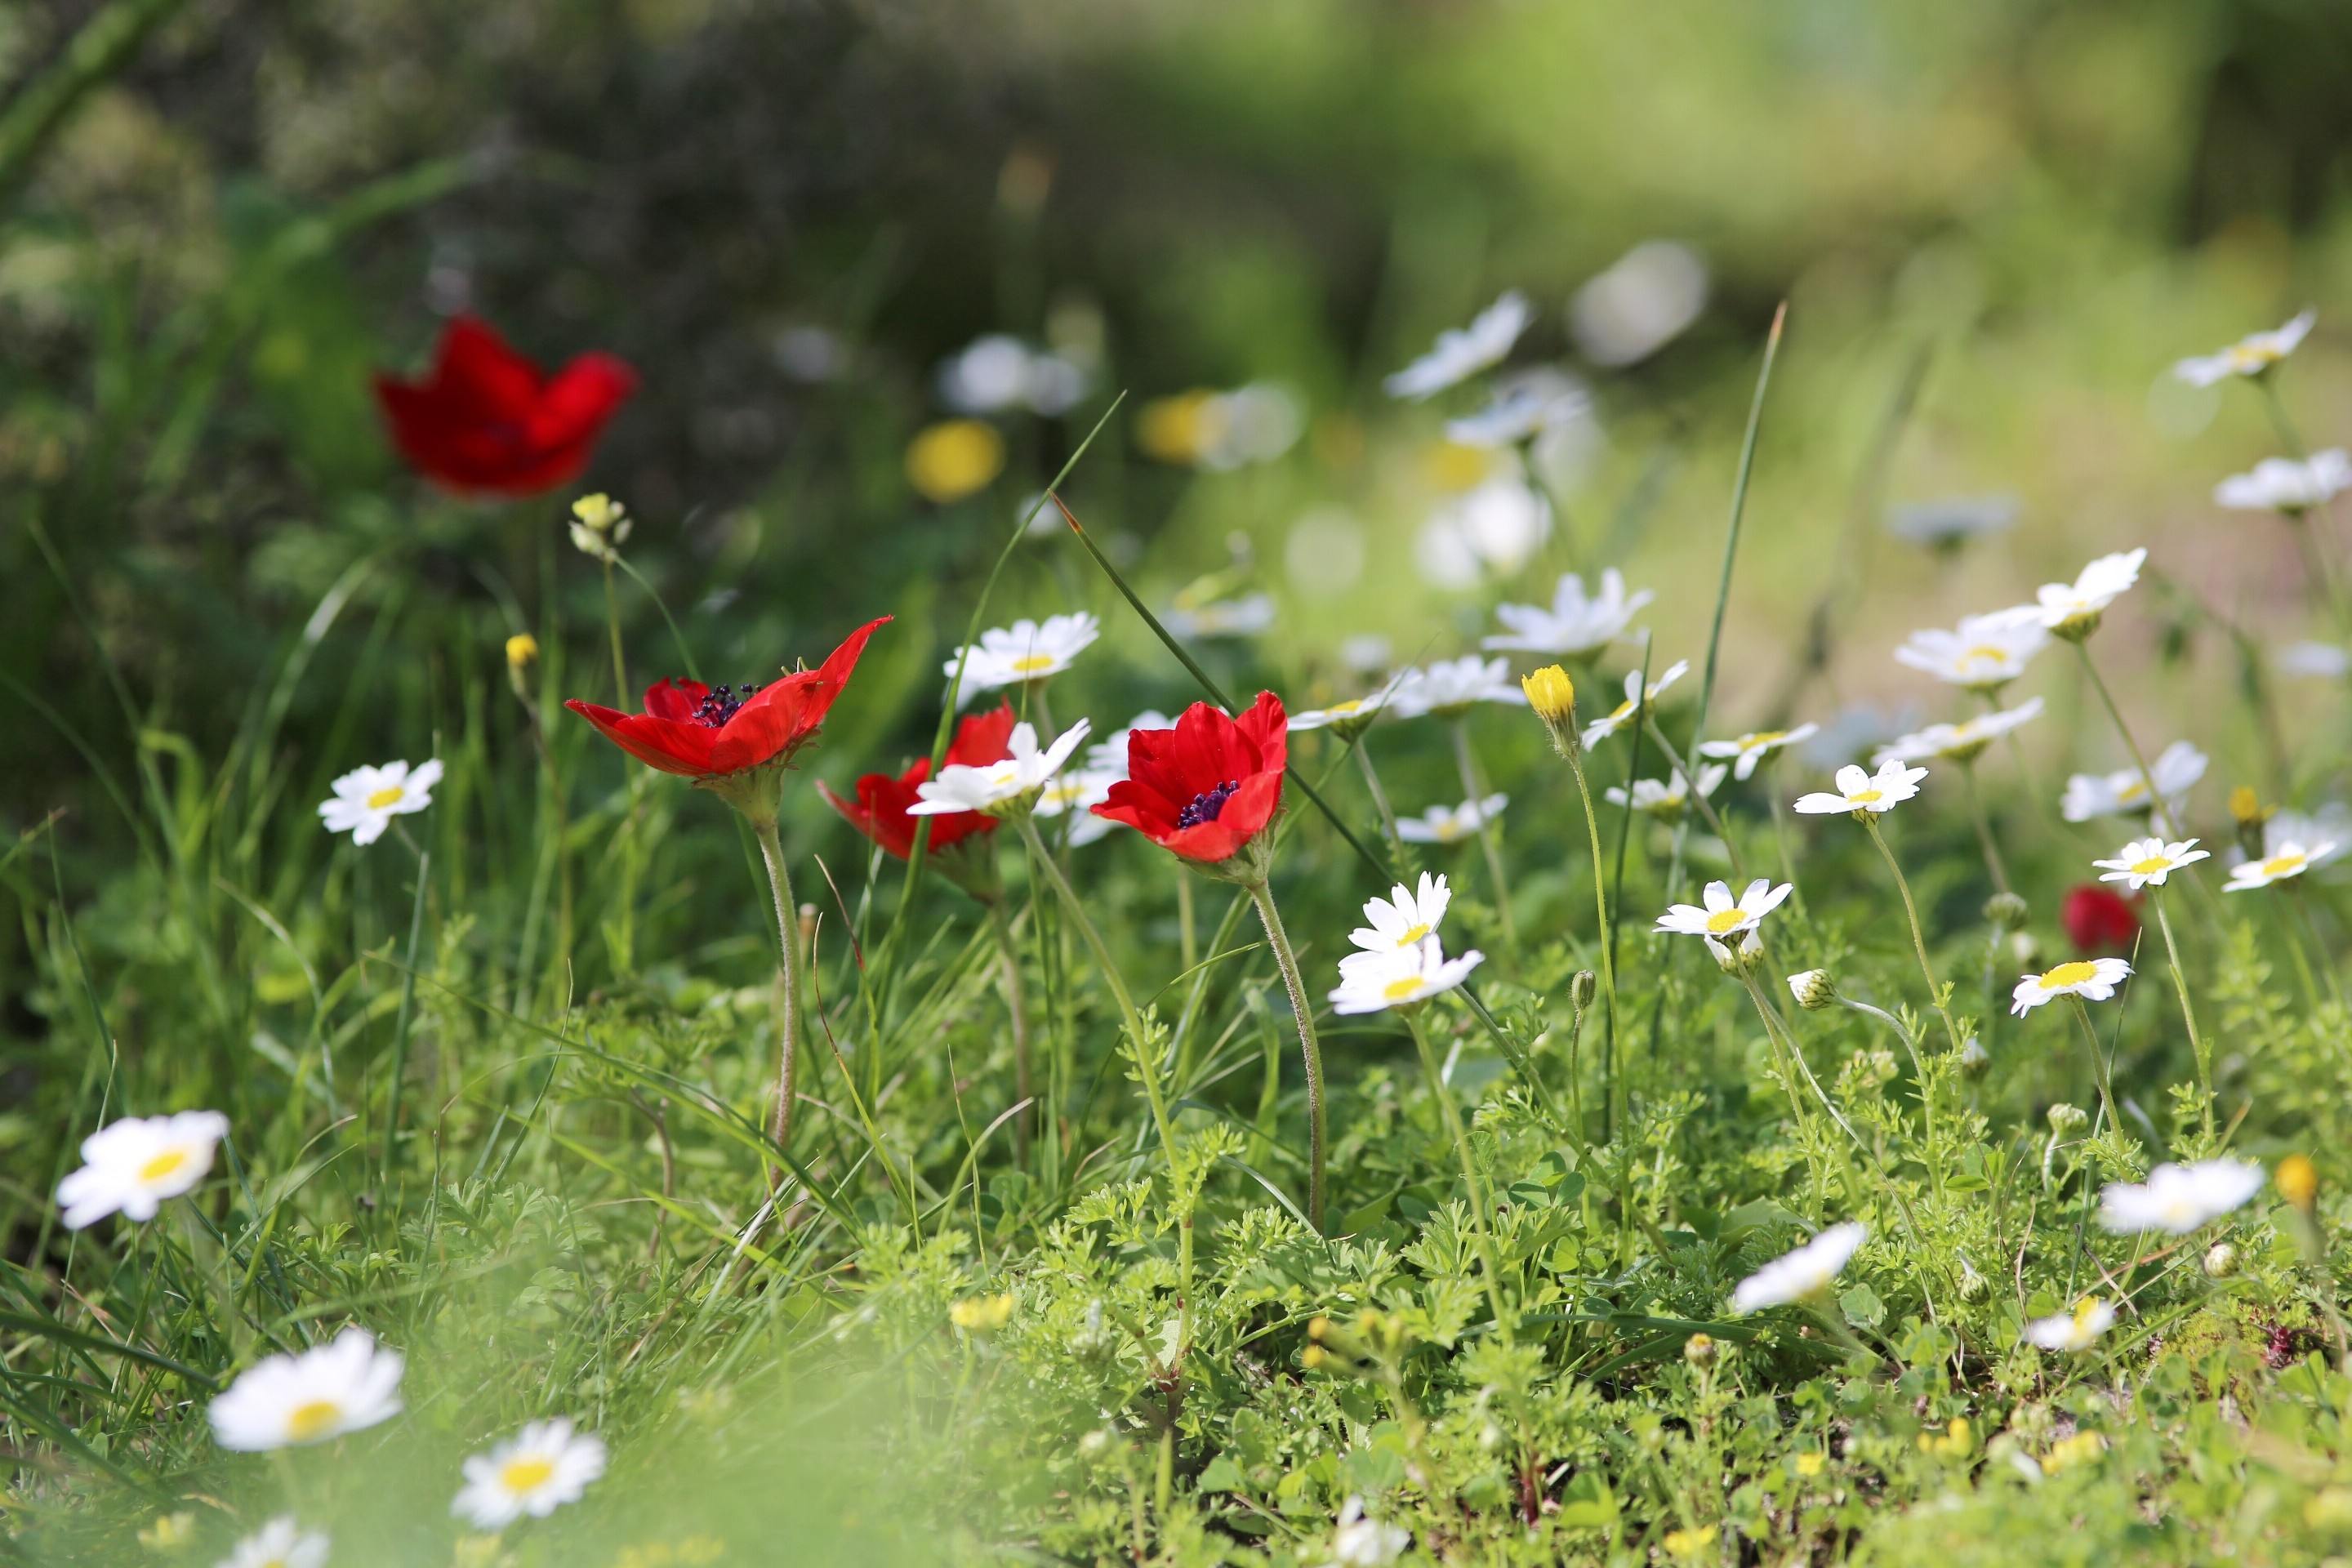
[
  {"left": 949, "top": 702, "right": 1018, "bottom": 768},
  {"left": 564, "top": 700, "right": 718, "bottom": 777},
  {"left": 644, "top": 679, "right": 709, "bottom": 722},
  {"left": 372, "top": 318, "right": 635, "bottom": 497},
  {"left": 713, "top": 617, "right": 892, "bottom": 771}
]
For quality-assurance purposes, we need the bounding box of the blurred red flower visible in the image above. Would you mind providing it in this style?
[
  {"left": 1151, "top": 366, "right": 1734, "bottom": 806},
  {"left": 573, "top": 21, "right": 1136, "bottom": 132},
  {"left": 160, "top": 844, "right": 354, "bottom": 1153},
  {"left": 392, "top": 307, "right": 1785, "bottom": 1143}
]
[
  {"left": 1094, "top": 693, "right": 1286, "bottom": 866},
  {"left": 375, "top": 315, "right": 636, "bottom": 497},
  {"left": 566, "top": 618, "right": 888, "bottom": 782},
  {"left": 820, "top": 702, "right": 1018, "bottom": 859},
  {"left": 2061, "top": 884, "right": 2139, "bottom": 954}
]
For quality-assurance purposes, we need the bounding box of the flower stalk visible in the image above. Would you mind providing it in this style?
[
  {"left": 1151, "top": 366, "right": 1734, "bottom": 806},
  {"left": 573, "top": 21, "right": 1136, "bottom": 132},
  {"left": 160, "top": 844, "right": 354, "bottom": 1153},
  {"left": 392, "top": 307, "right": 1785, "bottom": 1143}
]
[{"left": 1245, "top": 878, "right": 1326, "bottom": 1231}]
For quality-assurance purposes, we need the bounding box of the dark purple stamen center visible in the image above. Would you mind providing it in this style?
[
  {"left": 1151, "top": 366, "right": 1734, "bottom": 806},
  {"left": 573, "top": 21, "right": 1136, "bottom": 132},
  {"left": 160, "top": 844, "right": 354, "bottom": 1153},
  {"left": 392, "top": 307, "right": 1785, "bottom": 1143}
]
[
  {"left": 693, "top": 683, "right": 760, "bottom": 728},
  {"left": 1177, "top": 780, "right": 1241, "bottom": 829}
]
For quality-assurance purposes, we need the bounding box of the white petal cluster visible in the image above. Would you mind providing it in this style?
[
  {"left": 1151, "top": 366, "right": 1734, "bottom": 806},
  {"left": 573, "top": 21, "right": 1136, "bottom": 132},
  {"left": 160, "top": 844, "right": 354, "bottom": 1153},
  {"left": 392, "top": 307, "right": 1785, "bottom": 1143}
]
[
  {"left": 945, "top": 613, "right": 1100, "bottom": 698},
  {"left": 2061, "top": 741, "right": 2207, "bottom": 824},
  {"left": 1326, "top": 1495, "right": 1411, "bottom": 1568},
  {"left": 2021, "top": 1297, "right": 2116, "bottom": 1352},
  {"left": 1445, "top": 368, "right": 1592, "bottom": 448},
  {"left": 1793, "top": 760, "right": 1927, "bottom": 816},
  {"left": 2098, "top": 1160, "right": 2265, "bottom": 1235},
  {"left": 1483, "top": 569, "right": 1653, "bottom": 658},
  {"left": 1606, "top": 764, "right": 1725, "bottom": 818},
  {"left": 1396, "top": 794, "right": 1507, "bottom": 845},
  {"left": 1580, "top": 660, "right": 1688, "bottom": 746},
  {"left": 2010, "top": 956, "right": 2132, "bottom": 1016},
  {"left": 2026, "top": 548, "right": 2145, "bottom": 635},
  {"left": 909, "top": 721, "right": 1091, "bottom": 817},
  {"left": 1329, "top": 935, "right": 1485, "bottom": 1016},
  {"left": 1388, "top": 656, "right": 1527, "bottom": 719},
  {"left": 1163, "top": 593, "right": 1276, "bottom": 639},
  {"left": 1031, "top": 768, "right": 1120, "bottom": 846},
  {"left": 938, "top": 334, "right": 1089, "bottom": 415},
  {"left": 2091, "top": 836, "right": 2209, "bottom": 891},
  {"left": 1569, "top": 242, "right": 1708, "bottom": 367},
  {"left": 208, "top": 1327, "right": 405, "bottom": 1451},
  {"left": 1698, "top": 724, "right": 1819, "bottom": 781},
  {"left": 1348, "top": 874, "right": 1452, "bottom": 956},
  {"left": 2173, "top": 310, "right": 2315, "bottom": 386},
  {"left": 1873, "top": 698, "right": 2042, "bottom": 765},
  {"left": 1655, "top": 878, "right": 1794, "bottom": 942},
  {"left": 56, "top": 1111, "right": 229, "bottom": 1229},
  {"left": 1731, "top": 1223, "right": 1866, "bottom": 1313},
  {"left": 452, "top": 1417, "right": 609, "bottom": 1530},
  {"left": 318, "top": 760, "right": 442, "bottom": 847},
  {"left": 1289, "top": 691, "right": 1392, "bottom": 735},
  {"left": 2215, "top": 450, "right": 2351, "bottom": 513},
  {"left": 1416, "top": 479, "right": 1552, "bottom": 588},
  {"left": 1384, "top": 292, "right": 1530, "bottom": 399},
  {"left": 218, "top": 1517, "right": 329, "bottom": 1568},
  {"left": 1893, "top": 609, "right": 2048, "bottom": 692},
  {"left": 2225, "top": 840, "right": 2336, "bottom": 892}
]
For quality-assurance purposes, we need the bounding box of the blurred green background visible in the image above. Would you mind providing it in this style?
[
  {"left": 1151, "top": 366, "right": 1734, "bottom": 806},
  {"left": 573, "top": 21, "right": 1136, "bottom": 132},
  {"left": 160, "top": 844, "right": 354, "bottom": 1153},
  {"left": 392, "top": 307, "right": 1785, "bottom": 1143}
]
[{"left": 7, "top": 0, "right": 2352, "bottom": 949}]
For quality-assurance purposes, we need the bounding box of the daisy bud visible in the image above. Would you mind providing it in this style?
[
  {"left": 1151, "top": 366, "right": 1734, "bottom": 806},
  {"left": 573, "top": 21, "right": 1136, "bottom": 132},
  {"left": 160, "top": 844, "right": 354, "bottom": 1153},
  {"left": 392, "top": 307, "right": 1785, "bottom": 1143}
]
[
  {"left": 506, "top": 633, "right": 538, "bottom": 671},
  {"left": 1786, "top": 969, "right": 1837, "bottom": 1010},
  {"left": 1706, "top": 930, "right": 1763, "bottom": 978},
  {"left": 1570, "top": 969, "right": 1598, "bottom": 1013},
  {"left": 2277, "top": 1153, "right": 2319, "bottom": 1212},
  {"left": 2047, "top": 1102, "right": 2089, "bottom": 1138},
  {"left": 1958, "top": 1036, "right": 1989, "bottom": 1071},
  {"left": 1982, "top": 891, "right": 2029, "bottom": 931},
  {"left": 1956, "top": 1257, "right": 1988, "bottom": 1299},
  {"left": 2203, "top": 1241, "right": 2238, "bottom": 1279},
  {"left": 1521, "top": 665, "right": 1579, "bottom": 755},
  {"left": 2010, "top": 929, "right": 2043, "bottom": 972},
  {"left": 1683, "top": 1331, "right": 1717, "bottom": 1368}
]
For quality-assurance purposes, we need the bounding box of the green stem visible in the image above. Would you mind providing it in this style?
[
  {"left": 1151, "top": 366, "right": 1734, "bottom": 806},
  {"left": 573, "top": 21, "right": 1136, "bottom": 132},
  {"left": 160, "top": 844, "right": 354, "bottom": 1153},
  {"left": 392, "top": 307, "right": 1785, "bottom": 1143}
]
[
  {"left": 1560, "top": 737, "right": 1619, "bottom": 1128},
  {"left": 1352, "top": 736, "right": 1407, "bottom": 867},
  {"left": 1246, "top": 879, "right": 1326, "bottom": 1232},
  {"left": 986, "top": 898, "right": 1035, "bottom": 1164},
  {"left": 1448, "top": 717, "right": 1518, "bottom": 959},
  {"left": 2067, "top": 993, "right": 2123, "bottom": 1134},
  {"left": 1642, "top": 715, "right": 1746, "bottom": 883},
  {"left": 2071, "top": 643, "right": 2172, "bottom": 837},
  {"left": 2149, "top": 890, "right": 2212, "bottom": 1137},
  {"left": 381, "top": 842, "right": 430, "bottom": 1177},
  {"left": 1861, "top": 815, "right": 1966, "bottom": 1054},
  {"left": 1956, "top": 758, "right": 2011, "bottom": 895},
  {"left": 1401, "top": 1007, "right": 1514, "bottom": 1346},
  {"left": 751, "top": 819, "right": 804, "bottom": 1176},
  {"left": 602, "top": 558, "right": 629, "bottom": 707}
]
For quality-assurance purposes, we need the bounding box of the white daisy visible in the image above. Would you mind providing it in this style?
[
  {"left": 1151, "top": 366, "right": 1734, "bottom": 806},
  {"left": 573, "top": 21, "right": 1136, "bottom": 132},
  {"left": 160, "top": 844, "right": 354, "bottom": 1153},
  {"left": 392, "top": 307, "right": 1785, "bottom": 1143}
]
[
  {"left": 318, "top": 760, "right": 442, "bottom": 848},
  {"left": 1384, "top": 291, "right": 1531, "bottom": 400},
  {"left": 1444, "top": 368, "right": 1591, "bottom": 448},
  {"left": 208, "top": 1327, "right": 404, "bottom": 1450},
  {"left": 938, "top": 333, "right": 1089, "bottom": 416},
  {"left": 909, "top": 720, "right": 1091, "bottom": 817},
  {"left": 2276, "top": 641, "right": 2352, "bottom": 679},
  {"left": 1886, "top": 495, "right": 2020, "bottom": 549},
  {"left": 2009, "top": 956, "right": 2132, "bottom": 1017},
  {"left": 1892, "top": 608, "right": 2050, "bottom": 693},
  {"left": 1569, "top": 242, "right": 1708, "bottom": 367},
  {"left": 1031, "top": 768, "right": 1121, "bottom": 846},
  {"left": 1328, "top": 935, "right": 1486, "bottom": 1015},
  {"left": 2060, "top": 741, "right": 2207, "bottom": 824},
  {"left": 1396, "top": 794, "right": 1508, "bottom": 845},
  {"left": 216, "top": 1517, "right": 329, "bottom": 1568},
  {"left": 1326, "top": 1495, "right": 1411, "bottom": 1568},
  {"left": 1347, "top": 873, "right": 1452, "bottom": 957},
  {"left": 944, "top": 613, "right": 1100, "bottom": 699},
  {"left": 56, "top": 1111, "right": 229, "bottom": 1230},
  {"left": 1698, "top": 724, "right": 1820, "bottom": 782},
  {"left": 1388, "top": 655, "right": 1527, "bottom": 719},
  {"left": 1579, "top": 660, "right": 1689, "bottom": 746},
  {"left": 2021, "top": 1297, "right": 2116, "bottom": 1353},
  {"left": 2173, "top": 309, "right": 2316, "bottom": 386},
  {"left": 1163, "top": 593, "right": 1276, "bottom": 639},
  {"left": 2091, "top": 836, "right": 2209, "bottom": 891},
  {"left": 1731, "top": 1222, "right": 1867, "bottom": 1313},
  {"left": 1655, "top": 878, "right": 1794, "bottom": 942},
  {"left": 452, "top": 1417, "right": 609, "bottom": 1530},
  {"left": 1416, "top": 479, "right": 1552, "bottom": 587},
  {"left": 1606, "top": 764, "right": 1726, "bottom": 819},
  {"left": 1288, "top": 691, "right": 1392, "bottom": 738},
  {"left": 2262, "top": 810, "right": 2351, "bottom": 868},
  {"left": 1482, "top": 568, "right": 1654, "bottom": 658},
  {"left": 1792, "top": 760, "right": 1928, "bottom": 817},
  {"left": 2215, "top": 450, "right": 2352, "bottom": 514},
  {"left": 2098, "top": 1160, "right": 2265, "bottom": 1235},
  {"left": 2224, "top": 840, "right": 2335, "bottom": 892},
  {"left": 1085, "top": 710, "right": 1176, "bottom": 775},
  {"left": 1873, "top": 698, "right": 2043, "bottom": 765},
  {"left": 2025, "top": 548, "right": 2145, "bottom": 639}
]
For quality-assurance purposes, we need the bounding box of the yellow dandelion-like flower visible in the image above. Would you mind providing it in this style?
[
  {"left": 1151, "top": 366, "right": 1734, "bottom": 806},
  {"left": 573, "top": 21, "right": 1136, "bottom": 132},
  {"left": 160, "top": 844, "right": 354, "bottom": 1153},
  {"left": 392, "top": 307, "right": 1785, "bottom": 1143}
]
[{"left": 906, "top": 420, "right": 1006, "bottom": 503}]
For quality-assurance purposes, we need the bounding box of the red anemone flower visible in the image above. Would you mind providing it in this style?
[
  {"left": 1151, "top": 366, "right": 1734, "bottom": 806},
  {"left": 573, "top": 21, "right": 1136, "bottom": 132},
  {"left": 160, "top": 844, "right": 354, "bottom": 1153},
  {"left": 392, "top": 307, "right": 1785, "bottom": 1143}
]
[
  {"left": 374, "top": 315, "right": 636, "bottom": 497},
  {"left": 565, "top": 617, "right": 889, "bottom": 783},
  {"left": 1093, "top": 692, "right": 1286, "bottom": 867},
  {"left": 2061, "top": 883, "right": 2139, "bottom": 954},
  {"left": 820, "top": 702, "right": 1018, "bottom": 859}
]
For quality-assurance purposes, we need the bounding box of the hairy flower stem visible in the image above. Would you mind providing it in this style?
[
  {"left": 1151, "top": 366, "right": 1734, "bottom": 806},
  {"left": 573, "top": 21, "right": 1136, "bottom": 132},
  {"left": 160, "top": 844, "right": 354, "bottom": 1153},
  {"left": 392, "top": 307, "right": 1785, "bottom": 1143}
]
[
  {"left": 2066, "top": 994, "right": 2123, "bottom": 1134},
  {"left": 2149, "top": 890, "right": 2212, "bottom": 1136},
  {"left": 2071, "top": 643, "right": 2174, "bottom": 837},
  {"left": 1558, "top": 734, "right": 1618, "bottom": 1141},
  {"left": 1955, "top": 759, "right": 2011, "bottom": 894},
  {"left": 1449, "top": 718, "right": 1518, "bottom": 959},
  {"left": 1401, "top": 1008, "right": 1514, "bottom": 1347},
  {"left": 750, "top": 819, "right": 804, "bottom": 1183},
  {"left": 1352, "top": 737, "right": 1407, "bottom": 866},
  {"left": 1245, "top": 879, "right": 1326, "bottom": 1232},
  {"left": 986, "top": 898, "right": 1035, "bottom": 1164},
  {"left": 1860, "top": 816, "right": 1966, "bottom": 1054}
]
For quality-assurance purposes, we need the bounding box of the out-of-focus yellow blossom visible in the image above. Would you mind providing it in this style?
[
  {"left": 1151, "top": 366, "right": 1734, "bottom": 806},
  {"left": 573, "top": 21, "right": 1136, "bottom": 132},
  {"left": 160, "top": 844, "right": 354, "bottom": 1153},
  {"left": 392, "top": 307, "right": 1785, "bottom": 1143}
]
[
  {"left": 949, "top": 1293, "right": 1015, "bottom": 1332},
  {"left": 906, "top": 420, "right": 1005, "bottom": 502}
]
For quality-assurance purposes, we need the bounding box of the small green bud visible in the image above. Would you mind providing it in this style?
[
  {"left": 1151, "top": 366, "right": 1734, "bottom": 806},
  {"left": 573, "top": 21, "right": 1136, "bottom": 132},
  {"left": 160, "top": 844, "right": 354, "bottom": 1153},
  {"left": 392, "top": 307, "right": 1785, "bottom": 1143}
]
[
  {"left": 1786, "top": 969, "right": 1836, "bottom": 1010},
  {"left": 1570, "top": 969, "right": 1598, "bottom": 1012},
  {"left": 2047, "top": 1102, "right": 2089, "bottom": 1137},
  {"left": 2203, "top": 1241, "right": 2238, "bottom": 1279},
  {"left": 1982, "top": 891, "right": 2029, "bottom": 931}
]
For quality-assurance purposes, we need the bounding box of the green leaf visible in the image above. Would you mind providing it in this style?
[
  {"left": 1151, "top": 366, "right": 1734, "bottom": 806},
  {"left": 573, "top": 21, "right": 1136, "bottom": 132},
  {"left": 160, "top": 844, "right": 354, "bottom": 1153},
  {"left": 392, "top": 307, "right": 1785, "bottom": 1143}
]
[{"left": 1840, "top": 1283, "right": 1886, "bottom": 1330}]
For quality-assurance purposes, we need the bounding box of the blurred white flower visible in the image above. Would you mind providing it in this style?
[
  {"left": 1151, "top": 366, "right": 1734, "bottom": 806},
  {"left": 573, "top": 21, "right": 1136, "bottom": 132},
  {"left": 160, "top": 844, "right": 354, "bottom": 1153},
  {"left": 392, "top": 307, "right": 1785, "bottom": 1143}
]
[
  {"left": 1389, "top": 655, "right": 1526, "bottom": 718},
  {"left": 1285, "top": 508, "right": 1368, "bottom": 599},
  {"left": 2173, "top": 309, "right": 2316, "bottom": 386},
  {"left": 2022, "top": 1297, "right": 2115, "bottom": 1352},
  {"left": 1163, "top": 592, "right": 1276, "bottom": 639},
  {"left": 946, "top": 612, "right": 1100, "bottom": 699},
  {"left": 1396, "top": 794, "right": 1508, "bottom": 845},
  {"left": 773, "top": 325, "right": 844, "bottom": 383},
  {"left": 1886, "top": 495, "right": 2020, "bottom": 549},
  {"left": 2225, "top": 840, "right": 2334, "bottom": 892},
  {"left": 1798, "top": 702, "right": 1918, "bottom": 768},
  {"left": 1340, "top": 635, "right": 1392, "bottom": 675},
  {"left": 939, "top": 334, "right": 1089, "bottom": 415},
  {"left": 1032, "top": 768, "right": 1121, "bottom": 845},
  {"left": 452, "top": 1418, "right": 608, "bottom": 1530},
  {"left": 1699, "top": 724, "right": 1819, "bottom": 782},
  {"left": 1326, "top": 1495, "right": 1410, "bottom": 1568},
  {"left": 1385, "top": 291, "right": 1531, "bottom": 400},
  {"left": 218, "top": 1517, "right": 329, "bottom": 1568},
  {"left": 2010, "top": 956, "right": 2132, "bottom": 1016},
  {"left": 1345, "top": 873, "right": 1453, "bottom": 960},
  {"left": 2215, "top": 450, "right": 2351, "bottom": 514},
  {"left": 910, "top": 721, "right": 1090, "bottom": 817},
  {"left": 1139, "top": 384, "right": 1305, "bottom": 469},
  {"left": 2099, "top": 1160, "right": 2264, "bottom": 1234},
  {"left": 2261, "top": 808, "right": 2351, "bottom": 867},
  {"left": 1793, "top": 760, "right": 1927, "bottom": 817},
  {"left": 209, "top": 1328, "right": 404, "bottom": 1451},
  {"left": 1580, "top": 660, "right": 1688, "bottom": 746},
  {"left": 57, "top": 1111, "right": 229, "bottom": 1230},
  {"left": 1416, "top": 479, "right": 1552, "bottom": 587},
  {"left": 1290, "top": 691, "right": 1392, "bottom": 737},
  {"left": 318, "top": 760, "right": 441, "bottom": 848},
  {"left": 1731, "top": 1222, "right": 1865, "bottom": 1313},
  {"left": 1570, "top": 241, "right": 1708, "bottom": 367},
  {"left": 2061, "top": 741, "right": 2206, "bottom": 824},
  {"left": 2092, "top": 836, "right": 2208, "bottom": 891},
  {"left": 1606, "top": 764, "right": 1726, "bottom": 819},
  {"left": 2026, "top": 548, "right": 2145, "bottom": 638},
  {"left": 1893, "top": 608, "right": 2049, "bottom": 693},
  {"left": 1445, "top": 367, "right": 1592, "bottom": 447},
  {"left": 1655, "top": 877, "right": 1793, "bottom": 942},
  {"left": 2277, "top": 641, "right": 2352, "bottom": 679},
  {"left": 1483, "top": 568, "right": 1653, "bottom": 658},
  {"left": 1328, "top": 934, "right": 1485, "bottom": 1014},
  {"left": 1873, "top": 698, "right": 2043, "bottom": 765}
]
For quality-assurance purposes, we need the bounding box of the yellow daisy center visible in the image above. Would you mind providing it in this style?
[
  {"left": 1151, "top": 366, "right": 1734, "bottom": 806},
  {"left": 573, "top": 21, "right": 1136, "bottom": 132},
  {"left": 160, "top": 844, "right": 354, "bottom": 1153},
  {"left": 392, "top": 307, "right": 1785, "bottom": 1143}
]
[
  {"left": 2039, "top": 960, "right": 2099, "bottom": 990},
  {"left": 2263, "top": 854, "right": 2305, "bottom": 877},
  {"left": 2072, "top": 1297, "right": 2103, "bottom": 1328},
  {"left": 2129, "top": 856, "right": 2170, "bottom": 875},
  {"left": 137, "top": 1148, "right": 188, "bottom": 1183},
  {"left": 1329, "top": 700, "right": 1361, "bottom": 715},
  {"left": 285, "top": 1400, "right": 343, "bottom": 1441},
  {"left": 1382, "top": 976, "right": 1426, "bottom": 1003},
  {"left": 1607, "top": 701, "right": 1633, "bottom": 723},
  {"left": 2115, "top": 779, "right": 2149, "bottom": 803},
  {"left": 365, "top": 786, "right": 406, "bottom": 809},
  {"left": 1009, "top": 653, "right": 1056, "bottom": 675},
  {"left": 1704, "top": 908, "right": 1749, "bottom": 934},
  {"left": 1962, "top": 644, "right": 2009, "bottom": 665},
  {"left": 1847, "top": 789, "right": 1882, "bottom": 804},
  {"left": 501, "top": 1455, "right": 557, "bottom": 1494},
  {"left": 1397, "top": 923, "right": 1432, "bottom": 945},
  {"left": 1744, "top": 731, "right": 1786, "bottom": 751}
]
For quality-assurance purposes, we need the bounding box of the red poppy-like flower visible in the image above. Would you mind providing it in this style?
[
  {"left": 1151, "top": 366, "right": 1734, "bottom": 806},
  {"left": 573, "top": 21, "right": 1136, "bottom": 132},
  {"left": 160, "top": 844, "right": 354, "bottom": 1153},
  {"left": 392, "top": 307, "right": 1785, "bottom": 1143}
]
[
  {"left": 2061, "top": 883, "right": 2139, "bottom": 954},
  {"left": 375, "top": 315, "right": 637, "bottom": 497},
  {"left": 1093, "top": 692, "right": 1286, "bottom": 867},
  {"left": 566, "top": 618, "right": 889, "bottom": 785},
  {"left": 820, "top": 702, "right": 1018, "bottom": 859}
]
